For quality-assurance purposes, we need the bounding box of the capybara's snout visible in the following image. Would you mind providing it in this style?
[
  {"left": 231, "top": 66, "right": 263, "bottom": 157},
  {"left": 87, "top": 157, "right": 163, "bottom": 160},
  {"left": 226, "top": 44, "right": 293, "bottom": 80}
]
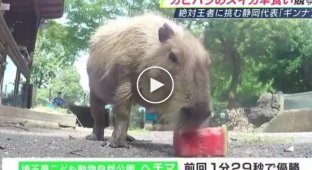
[
  {"left": 181, "top": 101, "right": 211, "bottom": 119},
  {"left": 178, "top": 101, "right": 212, "bottom": 131}
]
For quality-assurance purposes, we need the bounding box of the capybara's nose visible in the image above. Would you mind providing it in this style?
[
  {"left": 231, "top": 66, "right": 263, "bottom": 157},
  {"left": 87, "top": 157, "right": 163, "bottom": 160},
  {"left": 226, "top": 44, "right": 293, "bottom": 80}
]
[
  {"left": 180, "top": 102, "right": 211, "bottom": 120},
  {"left": 179, "top": 102, "right": 211, "bottom": 131}
]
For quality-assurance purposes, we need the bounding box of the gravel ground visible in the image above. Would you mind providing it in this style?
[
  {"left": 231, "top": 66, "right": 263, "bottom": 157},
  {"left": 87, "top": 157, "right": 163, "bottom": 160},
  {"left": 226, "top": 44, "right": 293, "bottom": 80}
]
[{"left": 1, "top": 126, "right": 312, "bottom": 169}]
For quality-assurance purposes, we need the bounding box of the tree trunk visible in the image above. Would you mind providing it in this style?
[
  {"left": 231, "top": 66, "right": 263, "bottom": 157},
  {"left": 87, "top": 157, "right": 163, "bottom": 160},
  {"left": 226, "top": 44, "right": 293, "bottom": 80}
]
[
  {"left": 223, "top": 42, "right": 241, "bottom": 109},
  {"left": 213, "top": 31, "right": 242, "bottom": 109}
]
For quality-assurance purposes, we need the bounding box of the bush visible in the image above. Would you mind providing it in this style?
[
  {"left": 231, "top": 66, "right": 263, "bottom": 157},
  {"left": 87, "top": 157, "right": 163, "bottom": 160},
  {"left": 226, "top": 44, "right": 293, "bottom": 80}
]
[
  {"left": 226, "top": 108, "right": 254, "bottom": 132},
  {"left": 107, "top": 105, "right": 145, "bottom": 130},
  {"left": 212, "top": 100, "right": 228, "bottom": 113},
  {"left": 129, "top": 111, "right": 145, "bottom": 130}
]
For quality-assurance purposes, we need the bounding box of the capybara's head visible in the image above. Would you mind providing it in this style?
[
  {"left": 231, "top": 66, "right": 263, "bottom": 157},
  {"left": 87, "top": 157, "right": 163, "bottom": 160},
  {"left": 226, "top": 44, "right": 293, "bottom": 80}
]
[{"left": 139, "top": 22, "right": 212, "bottom": 132}]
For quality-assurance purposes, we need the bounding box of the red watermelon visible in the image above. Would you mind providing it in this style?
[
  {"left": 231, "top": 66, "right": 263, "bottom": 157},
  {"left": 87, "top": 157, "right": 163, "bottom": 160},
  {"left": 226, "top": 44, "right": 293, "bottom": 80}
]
[{"left": 173, "top": 125, "right": 228, "bottom": 157}]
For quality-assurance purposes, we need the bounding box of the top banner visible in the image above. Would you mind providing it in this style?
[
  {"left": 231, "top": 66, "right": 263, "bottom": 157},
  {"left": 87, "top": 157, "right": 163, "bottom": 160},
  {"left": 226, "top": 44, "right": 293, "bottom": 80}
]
[{"left": 160, "top": 0, "right": 312, "bottom": 8}]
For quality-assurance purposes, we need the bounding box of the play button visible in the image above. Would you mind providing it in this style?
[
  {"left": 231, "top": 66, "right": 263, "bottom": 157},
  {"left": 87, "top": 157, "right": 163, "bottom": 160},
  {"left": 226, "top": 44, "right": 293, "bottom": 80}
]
[
  {"left": 136, "top": 66, "right": 174, "bottom": 104},
  {"left": 150, "top": 78, "right": 164, "bottom": 93}
]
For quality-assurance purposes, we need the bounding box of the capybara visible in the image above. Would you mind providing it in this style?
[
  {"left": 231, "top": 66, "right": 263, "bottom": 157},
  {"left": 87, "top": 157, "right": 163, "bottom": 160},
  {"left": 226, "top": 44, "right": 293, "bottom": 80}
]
[{"left": 86, "top": 13, "right": 212, "bottom": 148}]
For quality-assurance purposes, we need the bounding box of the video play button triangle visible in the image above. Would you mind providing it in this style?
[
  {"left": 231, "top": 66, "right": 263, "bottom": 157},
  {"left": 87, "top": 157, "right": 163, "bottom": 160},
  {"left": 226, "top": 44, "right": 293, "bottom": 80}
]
[
  {"left": 136, "top": 66, "right": 175, "bottom": 104},
  {"left": 150, "top": 78, "right": 164, "bottom": 93}
]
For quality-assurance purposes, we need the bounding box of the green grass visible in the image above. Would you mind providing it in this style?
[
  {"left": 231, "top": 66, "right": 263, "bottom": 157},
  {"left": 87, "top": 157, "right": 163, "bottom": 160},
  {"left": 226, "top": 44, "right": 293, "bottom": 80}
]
[
  {"left": 127, "top": 128, "right": 149, "bottom": 135},
  {"left": 30, "top": 105, "right": 71, "bottom": 115},
  {"left": 229, "top": 131, "right": 295, "bottom": 144}
]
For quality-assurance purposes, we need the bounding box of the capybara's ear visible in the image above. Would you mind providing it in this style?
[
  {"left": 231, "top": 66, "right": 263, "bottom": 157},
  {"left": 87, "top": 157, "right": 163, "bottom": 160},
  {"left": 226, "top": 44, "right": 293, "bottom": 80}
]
[{"left": 158, "top": 23, "right": 174, "bottom": 43}]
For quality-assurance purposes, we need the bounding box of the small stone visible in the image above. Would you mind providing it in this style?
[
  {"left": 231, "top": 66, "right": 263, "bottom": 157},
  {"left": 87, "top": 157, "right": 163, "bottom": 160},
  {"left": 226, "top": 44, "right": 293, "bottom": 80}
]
[
  {"left": 101, "top": 141, "right": 109, "bottom": 147},
  {"left": 69, "top": 135, "right": 76, "bottom": 140},
  {"left": 284, "top": 146, "right": 294, "bottom": 152},
  {"left": 230, "top": 137, "right": 238, "bottom": 141}
]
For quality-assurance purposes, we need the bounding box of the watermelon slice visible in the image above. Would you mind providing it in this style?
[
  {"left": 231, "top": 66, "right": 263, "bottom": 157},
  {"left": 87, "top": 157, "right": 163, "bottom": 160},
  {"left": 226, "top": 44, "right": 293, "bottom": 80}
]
[{"left": 173, "top": 125, "right": 228, "bottom": 157}]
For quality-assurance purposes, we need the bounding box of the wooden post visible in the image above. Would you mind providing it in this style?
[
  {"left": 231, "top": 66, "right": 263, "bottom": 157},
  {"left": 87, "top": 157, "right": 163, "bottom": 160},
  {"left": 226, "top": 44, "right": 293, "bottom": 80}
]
[
  {"left": 0, "top": 15, "right": 31, "bottom": 78},
  {"left": 0, "top": 0, "right": 3, "bottom": 16},
  {"left": 27, "top": 84, "right": 35, "bottom": 108},
  {"left": 13, "top": 69, "right": 20, "bottom": 107},
  {"left": 0, "top": 42, "right": 7, "bottom": 105},
  {"left": 24, "top": 77, "right": 30, "bottom": 108},
  {"left": 0, "top": 53, "right": 4, "bottom": 104},
  {"left": 276, "top": 91, "right": 284, "bottom": 111}
]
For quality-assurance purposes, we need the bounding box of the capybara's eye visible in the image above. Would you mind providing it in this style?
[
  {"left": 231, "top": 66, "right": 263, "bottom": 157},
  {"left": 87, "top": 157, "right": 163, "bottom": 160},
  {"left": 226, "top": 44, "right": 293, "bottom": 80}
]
[{"left": 168, "top": 51, "right": 178, "bottom": 64}]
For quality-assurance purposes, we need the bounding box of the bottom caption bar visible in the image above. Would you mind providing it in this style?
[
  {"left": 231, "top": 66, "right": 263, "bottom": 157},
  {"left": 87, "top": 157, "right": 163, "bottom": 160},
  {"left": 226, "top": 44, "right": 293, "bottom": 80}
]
[{"left": 2, "top": 158, "right": 312, "bottom": 170}]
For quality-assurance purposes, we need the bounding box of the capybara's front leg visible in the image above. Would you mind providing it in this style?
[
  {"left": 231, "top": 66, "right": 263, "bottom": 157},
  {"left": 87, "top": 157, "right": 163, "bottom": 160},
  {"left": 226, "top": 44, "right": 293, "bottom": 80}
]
[
  {"left": 109, "top": 102, "right": 131, "bottom": 148},
  {"left": 108, "top": 83, "right": 132, "bottom": 148},
  {"left": 112, "top": 112, "right": 136, "bottom": 142},
  {"left": 86, "top": 93, "right": 108, "bottom": 141}
]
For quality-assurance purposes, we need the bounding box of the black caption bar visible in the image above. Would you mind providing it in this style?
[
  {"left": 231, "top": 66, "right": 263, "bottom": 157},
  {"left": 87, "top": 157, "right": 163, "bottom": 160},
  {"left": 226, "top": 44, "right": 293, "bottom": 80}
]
[{"left": 174, "top": 8, "right": 312, "bottom": 18}]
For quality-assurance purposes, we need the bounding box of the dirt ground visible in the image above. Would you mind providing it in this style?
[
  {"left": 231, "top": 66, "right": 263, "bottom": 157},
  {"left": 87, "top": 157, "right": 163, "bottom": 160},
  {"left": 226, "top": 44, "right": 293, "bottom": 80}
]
[{"left": 1, "top": 126, "right": 312, "bottom": 169}]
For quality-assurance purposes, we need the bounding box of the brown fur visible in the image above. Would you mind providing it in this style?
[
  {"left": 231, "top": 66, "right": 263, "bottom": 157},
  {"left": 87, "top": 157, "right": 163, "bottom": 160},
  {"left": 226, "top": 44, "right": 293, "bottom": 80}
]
[{"left": 86, "top": 12, "right": 212, "bottom": 147}]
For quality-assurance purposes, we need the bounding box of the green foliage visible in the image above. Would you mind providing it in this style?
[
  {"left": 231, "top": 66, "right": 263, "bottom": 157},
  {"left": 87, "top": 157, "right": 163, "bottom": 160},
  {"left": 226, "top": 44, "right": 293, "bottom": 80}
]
[
  {"left": 64, "top": 0, "right": 163, "bottom": 53},
  {"left": 31, "top": 21, "right": 78, "bottom": 88},
  {"left": 258, "top": 20, "right": 312, "bottom": 93},
  {"left": 31, "top": 19, "right": 87, "bottom": 108},
  {"left": 128, "top": 105, "right": 145, "bottom": 129},
  {"left": 31, "top": 1, "right": 312, "bottom": 111},
  {"left": 203, "top": 19, "right": 312, "bottom": 108},
  {"left": 49, "top": 67, "right": 85, "bottom": 105},
  {"left": 237, "top": 59, "right": 274, "bottom": 107},
  {"left": 129, "top": 111, "right": 144, "bottom": 130},
  {"left": 35, "top": 66, "right": 85, "bottom": 107}
]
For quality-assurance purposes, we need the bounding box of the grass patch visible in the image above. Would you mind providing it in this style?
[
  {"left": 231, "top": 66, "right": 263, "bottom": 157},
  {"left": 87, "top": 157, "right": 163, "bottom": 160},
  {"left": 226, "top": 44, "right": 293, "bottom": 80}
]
[
  {"left": 30, "top": 105, "right": 71, "bottom": 115},
  {"left": 229, "top": 132, "right": 295, "bottom": 144},
  {"left": 128, "top": 128, "right": 149, "bottom": 135}
]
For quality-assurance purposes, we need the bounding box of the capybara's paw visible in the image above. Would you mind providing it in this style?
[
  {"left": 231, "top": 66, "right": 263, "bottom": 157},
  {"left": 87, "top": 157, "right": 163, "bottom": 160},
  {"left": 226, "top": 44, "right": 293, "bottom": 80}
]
[
  {"left": 126, "top": 135, "right": 135, "bottom": 142},
  {"left": 85, "top": 133, "right": 103, "bottom": 141}
]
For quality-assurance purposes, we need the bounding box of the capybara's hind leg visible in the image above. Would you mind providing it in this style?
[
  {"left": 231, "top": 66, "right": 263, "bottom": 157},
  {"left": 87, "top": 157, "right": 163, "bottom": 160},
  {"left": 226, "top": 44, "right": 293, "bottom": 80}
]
[{"left": 86, "top": 93, "right": 108, "bottom": 141}]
